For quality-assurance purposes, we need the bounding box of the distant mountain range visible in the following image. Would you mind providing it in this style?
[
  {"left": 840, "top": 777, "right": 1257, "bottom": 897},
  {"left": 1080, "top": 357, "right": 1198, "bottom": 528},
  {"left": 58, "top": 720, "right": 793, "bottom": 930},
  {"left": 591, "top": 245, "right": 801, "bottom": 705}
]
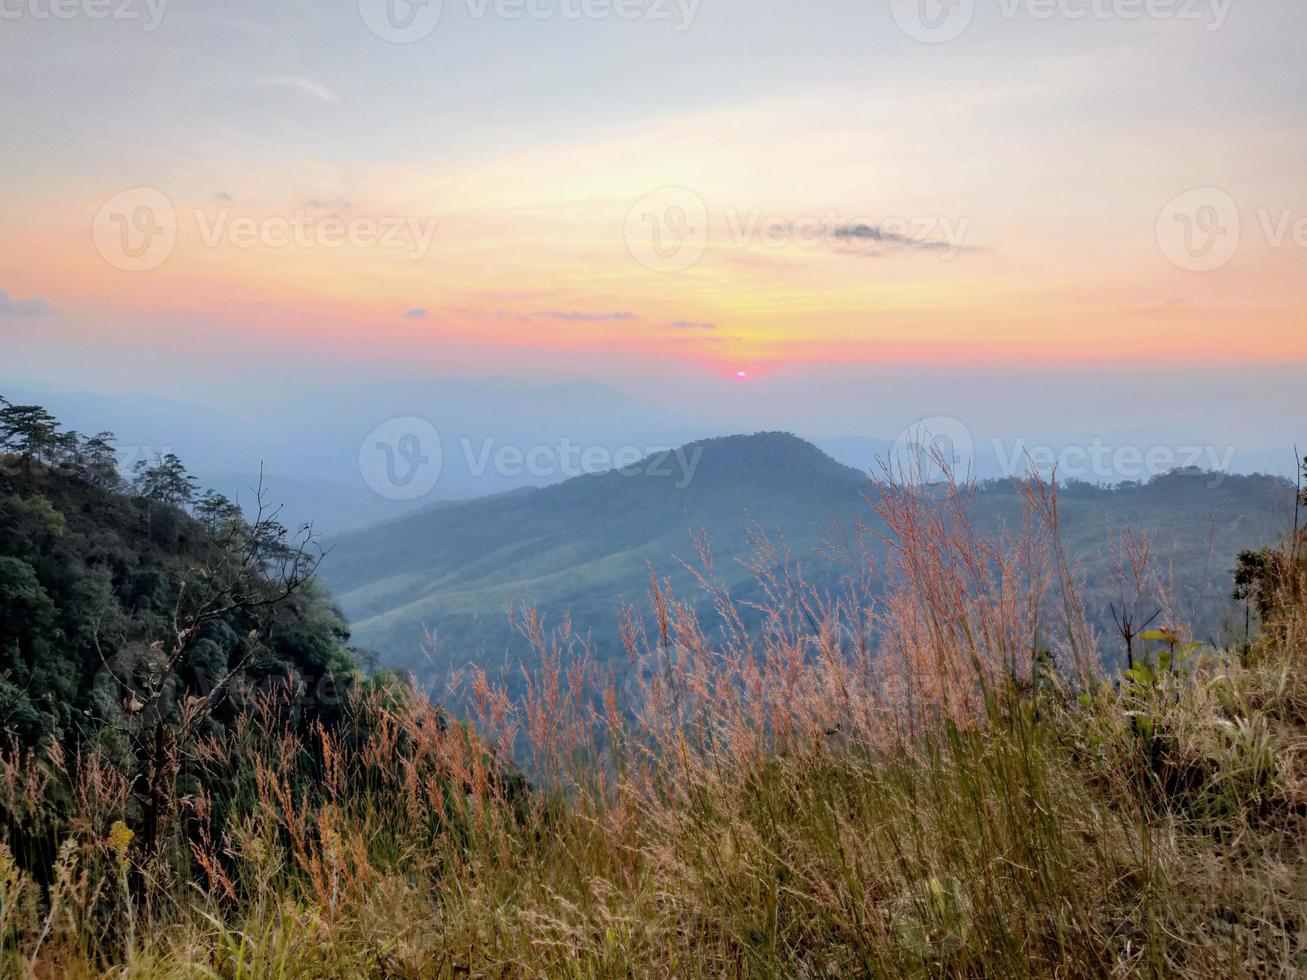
[
  {"left": 1, "top": 379, "right": 711, "bottom": 533},
  {"left": 320, "top": 432, "right": 1295, "bottom": 692},
  {"left": 11, "top": 381, "right": 1296, "bottom": 538}
]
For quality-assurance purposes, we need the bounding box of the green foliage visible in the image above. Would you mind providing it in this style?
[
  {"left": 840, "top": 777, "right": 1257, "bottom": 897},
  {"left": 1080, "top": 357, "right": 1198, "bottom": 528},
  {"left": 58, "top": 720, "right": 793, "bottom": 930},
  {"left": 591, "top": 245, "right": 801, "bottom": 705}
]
[
  {"left": 0, "top": 394, "right": 371, "bottom": 898},
  {"left": 195, "top": 489, "right": 242, "bottom": 533},
  {"left": 0, "top": 556, "right": 63, "bottom": 743},
  {"left": 12, "top": 494, "right": 66, "bottom": 539},
  {"left": 1123, "top": 626, "right": 1202, "bottom": 690},
  {"left": 1233, "top": 456, "right": 1307, "bottom": 626},
  {"left": 0, "top": 400, "right": 60, "bottom": 459},
  {"left": 132, "top": 452, "right": 199, "bottom": 507}
]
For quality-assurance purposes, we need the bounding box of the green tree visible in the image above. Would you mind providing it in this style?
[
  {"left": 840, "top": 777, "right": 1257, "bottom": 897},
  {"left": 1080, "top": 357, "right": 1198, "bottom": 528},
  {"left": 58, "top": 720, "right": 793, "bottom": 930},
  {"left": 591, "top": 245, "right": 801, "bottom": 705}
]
[
  {"left": 0, "top": 401, "right": 61, "bottom": 460},
  {"left": 195, "top": 489, "right": 242, "bottom": 533},
  {"left": 1232, "top": 455, "right": 1307, "bottom": 627},
  {"left": 0, "top": 557, "right": 66, "bottom": 744},
  {"left": 133, "top": 452, "right": 199, "bottom": 507},
  {"left": 76, "top": 431, "right": 122, "bottom": 490}
]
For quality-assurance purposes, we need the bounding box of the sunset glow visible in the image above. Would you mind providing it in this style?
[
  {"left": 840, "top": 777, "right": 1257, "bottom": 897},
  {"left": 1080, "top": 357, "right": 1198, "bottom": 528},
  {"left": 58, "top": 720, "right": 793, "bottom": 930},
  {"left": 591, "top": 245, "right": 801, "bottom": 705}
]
[{"left": 2, "top": 3, "right": 1304, "bottom": 442}]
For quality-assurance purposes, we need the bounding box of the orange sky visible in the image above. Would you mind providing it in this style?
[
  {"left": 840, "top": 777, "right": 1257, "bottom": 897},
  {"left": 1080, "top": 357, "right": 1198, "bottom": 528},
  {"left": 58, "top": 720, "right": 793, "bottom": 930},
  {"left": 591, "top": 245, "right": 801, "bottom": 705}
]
[{"left": 2, "top": 4, "right": 1305, "bottom": 391}]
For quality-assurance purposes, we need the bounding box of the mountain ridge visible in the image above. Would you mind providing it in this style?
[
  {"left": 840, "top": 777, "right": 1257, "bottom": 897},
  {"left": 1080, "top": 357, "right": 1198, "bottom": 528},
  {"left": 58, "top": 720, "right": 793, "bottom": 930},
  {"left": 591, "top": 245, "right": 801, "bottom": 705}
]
[{"left": 321, "top": 432, "right": 1294, "bottom": 687}]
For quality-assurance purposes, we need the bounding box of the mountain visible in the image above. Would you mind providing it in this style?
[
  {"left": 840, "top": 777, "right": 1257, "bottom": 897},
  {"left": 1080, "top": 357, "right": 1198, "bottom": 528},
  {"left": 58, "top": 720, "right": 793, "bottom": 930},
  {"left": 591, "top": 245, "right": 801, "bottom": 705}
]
[
  {"left": 3, "top": 379, "right": 709, "bottom": 534},
  {"left": 320, "top": 433, "right": 1294, "bottom": 691},
  {"left": 815, "top": 435, "right": 897, "bottom": 474}
]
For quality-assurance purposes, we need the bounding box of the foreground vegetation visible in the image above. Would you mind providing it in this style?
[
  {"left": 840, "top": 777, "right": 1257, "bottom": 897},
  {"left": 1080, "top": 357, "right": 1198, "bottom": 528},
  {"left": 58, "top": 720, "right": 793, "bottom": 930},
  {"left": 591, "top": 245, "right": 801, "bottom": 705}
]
[{"left": 1, "top": 396, "right": 1304, "bottom": 976}]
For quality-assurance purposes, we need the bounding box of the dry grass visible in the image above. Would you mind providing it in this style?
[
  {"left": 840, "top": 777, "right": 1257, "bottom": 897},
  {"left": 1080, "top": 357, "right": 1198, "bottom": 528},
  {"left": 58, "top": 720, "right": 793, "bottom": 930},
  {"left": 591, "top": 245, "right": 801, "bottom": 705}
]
[{"left": 2, "top": 468, "right": 1305, "bottom": 978}]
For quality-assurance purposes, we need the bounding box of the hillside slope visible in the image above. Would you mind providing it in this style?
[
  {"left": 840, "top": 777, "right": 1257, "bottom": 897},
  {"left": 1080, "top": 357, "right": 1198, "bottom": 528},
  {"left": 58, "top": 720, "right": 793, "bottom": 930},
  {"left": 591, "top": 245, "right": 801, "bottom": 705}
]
[{"left": 322, "top": 433, "right": 1294, "bottom": 685}]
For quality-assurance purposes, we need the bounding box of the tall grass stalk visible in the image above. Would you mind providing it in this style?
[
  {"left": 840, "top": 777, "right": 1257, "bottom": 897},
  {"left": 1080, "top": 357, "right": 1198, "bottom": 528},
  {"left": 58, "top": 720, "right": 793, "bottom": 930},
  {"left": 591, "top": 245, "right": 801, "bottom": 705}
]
[{"left": 2, "top": 466, "right": 1304, "bottom": 977}]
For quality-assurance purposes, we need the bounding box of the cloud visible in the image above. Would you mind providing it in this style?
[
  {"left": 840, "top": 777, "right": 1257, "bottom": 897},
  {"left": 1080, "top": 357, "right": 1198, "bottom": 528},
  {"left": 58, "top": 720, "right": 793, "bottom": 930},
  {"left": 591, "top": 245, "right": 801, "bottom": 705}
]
[
  {"left": 0, "top": 289, "right": 49, "bottom": 316},
  {"left": 404, "top": 308, "right": 428, "bottom": 319},
  {"left": 669, "top": 320, "right": 716, "bottom": 330},
  {"left": 830, "top": 223, "right": 956, "bottom": 251},
  {"left": 533, "top": 311, "right": 636, "bottom": 322},
  {"left": 305, "top": 197, "right": 352, "bottom": 211},
  {"left": 213, "top": 191, "right": 233, "bottom": 203},
  {"left": 252, "top": 75, "right": 337, "bottom": 103}
]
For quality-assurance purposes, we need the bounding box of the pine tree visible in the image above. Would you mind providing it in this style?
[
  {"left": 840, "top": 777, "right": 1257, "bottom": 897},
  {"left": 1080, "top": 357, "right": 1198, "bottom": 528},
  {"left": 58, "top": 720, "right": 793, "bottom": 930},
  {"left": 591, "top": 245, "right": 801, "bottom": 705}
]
[
  {"left": 133, "top": 453, "right": 199, "bottom": 507},
  {"left": 0, "top": 401, "right": 61, "bottom": 460}
]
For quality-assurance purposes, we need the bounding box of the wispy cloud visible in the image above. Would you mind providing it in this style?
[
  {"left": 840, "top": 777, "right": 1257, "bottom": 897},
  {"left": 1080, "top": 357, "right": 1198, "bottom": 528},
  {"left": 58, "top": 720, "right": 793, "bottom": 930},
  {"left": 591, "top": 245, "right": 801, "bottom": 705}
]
[
  {"left": 404, "top": 308, "right": 428, "bottom": 319},
  {"left": 0, "top": 289, "right": 49, "bottom": 316},
  {"left": 534, "top": 311, "right": 636, "bottom": 322},
  {"left": 669, "top": 320, "right": 716, "bottom": 330},
  {"left": 253, "top": 75, "right": 337, "bottom": 103}
]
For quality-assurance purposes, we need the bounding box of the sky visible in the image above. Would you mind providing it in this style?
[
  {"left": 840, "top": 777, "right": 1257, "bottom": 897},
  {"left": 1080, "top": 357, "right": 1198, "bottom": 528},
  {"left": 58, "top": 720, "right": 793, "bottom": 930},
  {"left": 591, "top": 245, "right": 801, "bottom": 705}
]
[{"left": 1, "top": 0, "right": 1305, "bottom": 465}]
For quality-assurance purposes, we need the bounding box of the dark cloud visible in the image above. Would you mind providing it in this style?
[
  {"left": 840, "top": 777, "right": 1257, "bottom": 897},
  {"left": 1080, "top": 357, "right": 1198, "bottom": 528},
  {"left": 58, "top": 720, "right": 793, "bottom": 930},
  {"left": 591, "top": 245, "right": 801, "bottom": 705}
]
[
  {"left": 0, "top": 289, "right": 50, "bottom": 316},
  {"left": 831, "top": 224, "right": 955, "bottom": 251},
  {"left": 404, "top": 308, "right": 428, "bottom": 319}
]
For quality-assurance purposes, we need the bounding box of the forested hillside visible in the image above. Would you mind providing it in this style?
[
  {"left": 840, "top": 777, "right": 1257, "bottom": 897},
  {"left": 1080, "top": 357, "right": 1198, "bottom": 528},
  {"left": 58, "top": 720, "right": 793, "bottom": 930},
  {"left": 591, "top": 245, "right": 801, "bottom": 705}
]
[
  {"left": 0, "top": 394, "right": 399, "bottom": 900},
  {"left": 0, "top": 395, "right": 362, "bottom": 748}
]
